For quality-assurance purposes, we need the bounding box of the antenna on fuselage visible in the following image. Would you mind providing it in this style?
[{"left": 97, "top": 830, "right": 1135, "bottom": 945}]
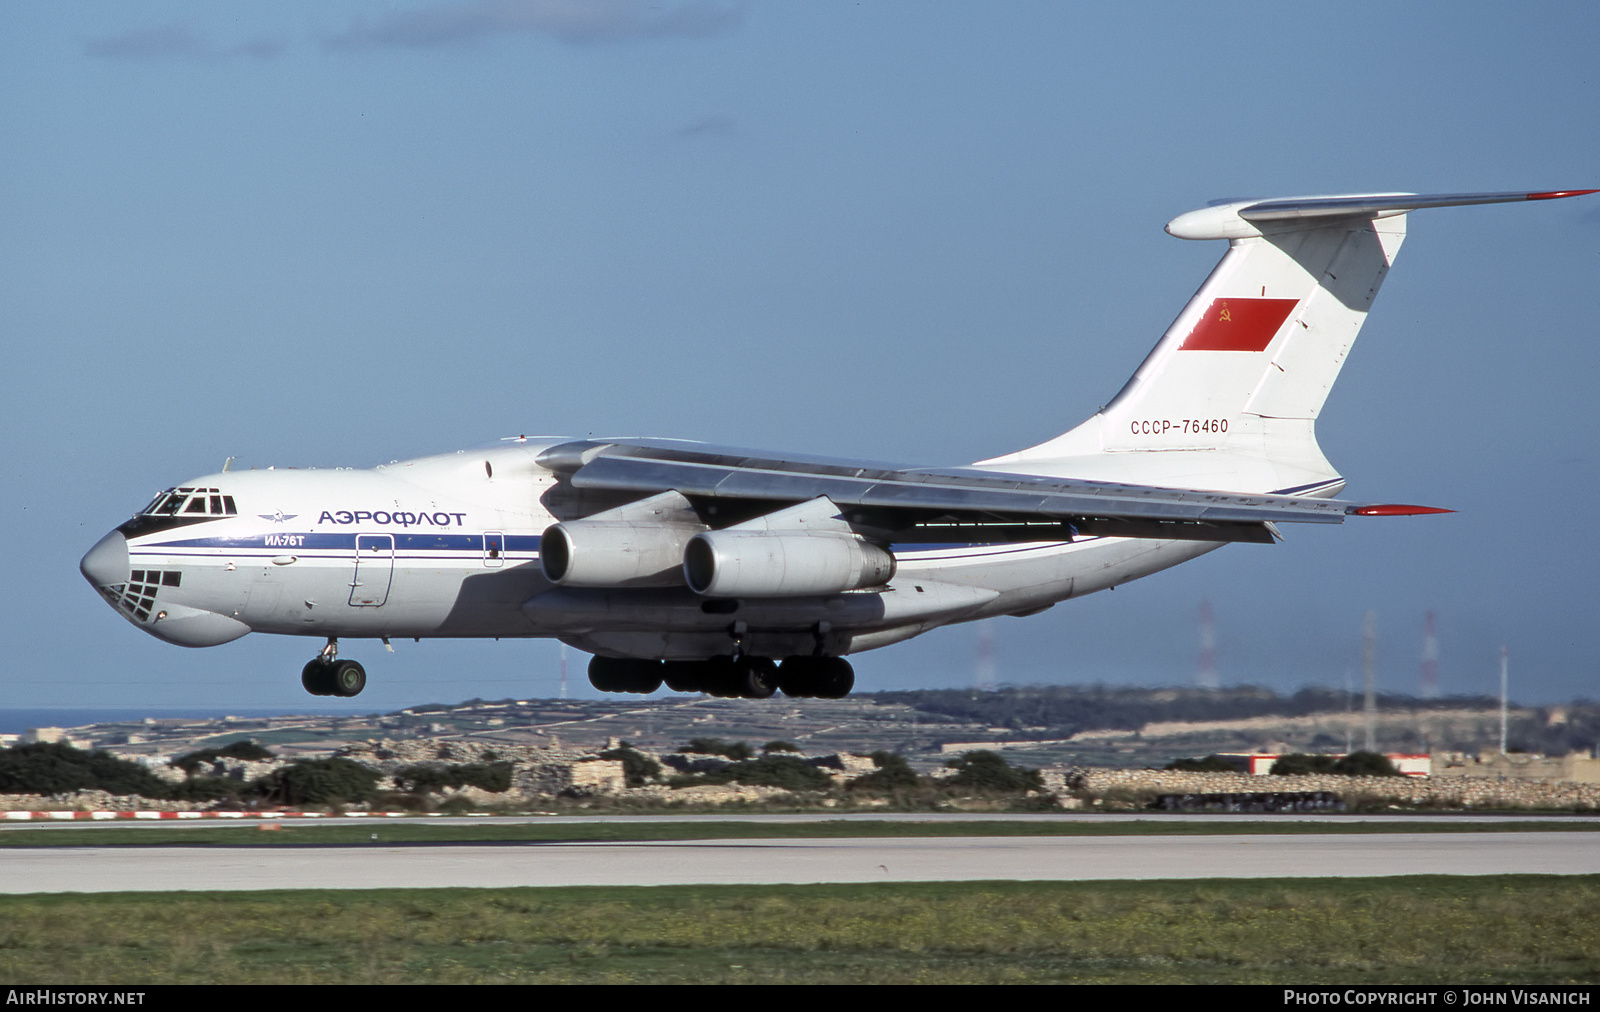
[{"left": 223, "top": 457, "right": 234, "bottom": 472}]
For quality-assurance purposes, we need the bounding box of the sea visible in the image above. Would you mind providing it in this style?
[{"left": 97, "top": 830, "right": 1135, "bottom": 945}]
[{"left": 0, "top": 708, "right": 353, "bottom": 735}]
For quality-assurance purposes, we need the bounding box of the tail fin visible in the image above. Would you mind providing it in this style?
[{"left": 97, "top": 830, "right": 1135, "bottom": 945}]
[{"left": 984, "top": 190, "right": 1595, "bottom": 490}]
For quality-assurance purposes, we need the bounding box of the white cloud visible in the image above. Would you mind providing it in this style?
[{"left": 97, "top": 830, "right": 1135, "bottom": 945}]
[
  {"left": 674, "top": 114, "right": 739, "bottom": 139},
  {"left": 84, "top": 25, "right": 207, "bottom": 60},
  {"left": 83, "top": 25, "right": 286, "bottom": 61},
  {"left": 326, "top": 0, "right": 744, "bottom": 49}
]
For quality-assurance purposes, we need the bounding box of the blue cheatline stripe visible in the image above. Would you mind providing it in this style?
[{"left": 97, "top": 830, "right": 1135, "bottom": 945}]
[
  {"left": 397, "top": 534, "right": 481, "bottom": 551},
  {"left": 151, "top": 533, "right": 356, "bottom": 550},
  {"left": 131, "top": 553, "right": 542, "bottom": 567},
  {"left": 891, "top": 541, "right": 1079, "bottom": 559},
  {"left": 145, "top": 532, "right": 545, "bottom": 552}
]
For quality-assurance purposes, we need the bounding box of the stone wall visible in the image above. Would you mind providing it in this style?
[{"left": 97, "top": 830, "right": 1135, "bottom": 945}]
[
  {"left": 338, "top": 738, "right": 631, "bottom": 798},
  {"left": 1072, "top": 767, "right": 1600, "bottom": 809},
  {"left": 0, "top": 791, "right": 202, "bottom": 812},
  {"left": 1433, "top": 751, "right": 1600, "bottom": 784}
]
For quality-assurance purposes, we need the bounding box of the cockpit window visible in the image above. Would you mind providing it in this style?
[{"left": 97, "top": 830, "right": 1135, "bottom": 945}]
[
  {"left": 140, "top": 487, "right": 237, "bottom": 519},
  {"left": 119, "top": 487, "right": 239, "bottom": 537}
]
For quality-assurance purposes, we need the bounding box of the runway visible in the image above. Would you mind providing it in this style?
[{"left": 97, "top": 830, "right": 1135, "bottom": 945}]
[
  {"left": 5, "top": 811, "right": 1596, "bottom": 833},
  {"left": 4, "top": 832, "right": 1598, "bottom": 893}
]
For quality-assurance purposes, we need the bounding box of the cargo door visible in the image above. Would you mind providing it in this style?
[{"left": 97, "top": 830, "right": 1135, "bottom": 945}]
[{"left": 350, "top": 534, "right": 395, "bottom": 606}]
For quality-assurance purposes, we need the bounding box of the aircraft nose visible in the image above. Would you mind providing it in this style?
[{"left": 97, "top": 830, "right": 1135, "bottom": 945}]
[{"left": 80, "top": 530, "right": 130, "bottom": 588}]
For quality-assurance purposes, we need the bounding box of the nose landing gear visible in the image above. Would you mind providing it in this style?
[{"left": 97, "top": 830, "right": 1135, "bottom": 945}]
[{"left": 301, "top": 638, "right": 367, "bottom": 697}]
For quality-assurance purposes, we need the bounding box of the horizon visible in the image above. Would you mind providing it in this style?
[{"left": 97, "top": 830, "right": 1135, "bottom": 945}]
[{"left": 0, "top": 680, "right": 1570, "bottom": 738}]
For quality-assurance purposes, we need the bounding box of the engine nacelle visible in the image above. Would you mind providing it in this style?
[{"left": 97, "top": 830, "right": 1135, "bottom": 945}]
[
  {"left": 683, "top": 530, "right": 895, "bottom": 597},
  {"left": 540, "top": 490, "right": 705, "bottom": 588},
  {"left": 541, "top": 522, "right": 701, "bottom": 587}
]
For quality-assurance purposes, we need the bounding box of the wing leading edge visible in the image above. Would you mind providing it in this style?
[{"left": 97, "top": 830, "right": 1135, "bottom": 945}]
[{"left": 538, "top": 439, "right": 1443, "bottom": 546}]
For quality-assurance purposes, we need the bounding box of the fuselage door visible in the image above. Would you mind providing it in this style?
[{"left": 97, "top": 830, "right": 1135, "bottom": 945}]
[
  {"left": 350, "top": 534, "right": 395, "bottom": 606},
  {"left": 484, "top": 531, "right": 505, "bottom": 568}
]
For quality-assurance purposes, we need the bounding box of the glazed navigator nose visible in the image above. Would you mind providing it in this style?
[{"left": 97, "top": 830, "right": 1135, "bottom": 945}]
[{"left": 80, "top": 530, "right": 130, "bottom": 588}]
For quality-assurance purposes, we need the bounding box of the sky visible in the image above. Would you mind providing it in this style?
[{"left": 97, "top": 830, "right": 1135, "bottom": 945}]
[{"left": 2, "top": 1, "right": 1598, "bottom": 713}]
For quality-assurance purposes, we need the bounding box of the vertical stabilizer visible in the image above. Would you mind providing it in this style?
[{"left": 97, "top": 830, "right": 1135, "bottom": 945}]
[{"left": 982, "top": 190, "right": 1596, "bottom": 491}]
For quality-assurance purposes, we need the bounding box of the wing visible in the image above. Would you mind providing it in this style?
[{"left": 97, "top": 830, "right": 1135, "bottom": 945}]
[{"left": 536, "top": 439, "right": 1444, "bottom": 545}]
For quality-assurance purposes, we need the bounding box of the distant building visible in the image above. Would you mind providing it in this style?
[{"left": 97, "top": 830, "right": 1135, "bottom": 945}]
[
  {"left": 1213, "top": 752, "right": 1432, "bottom": 777},
  {"left": 1433, "top": 750, "right": 1600, "bottom": 784}
]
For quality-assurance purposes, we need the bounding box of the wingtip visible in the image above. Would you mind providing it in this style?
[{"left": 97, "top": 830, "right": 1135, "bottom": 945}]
[
  {"left": 1348, "top": 504, "right": 1455, "bottom": 517},
  {"left": 1527, "top": 189, "right": 1600, "bottom": 200}
]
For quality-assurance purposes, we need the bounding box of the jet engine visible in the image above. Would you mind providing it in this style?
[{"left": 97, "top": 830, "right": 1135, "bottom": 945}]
[
  {"left": 540, "top": 490, "right": 706, "bottom": 588},
  {"left": 682, "top": 496, "right": 895, "bottom": 597},
  {"left": 683, "top": 531, "right": 895, "bottom": 596}
]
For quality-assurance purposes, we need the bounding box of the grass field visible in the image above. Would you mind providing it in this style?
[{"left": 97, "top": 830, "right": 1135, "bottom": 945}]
[
  {"left": 1, "top": 876, "right": 1595, "bottom": 984},
  {"left": 0, "top": 817, "right": 1597, "bottom": 849}
]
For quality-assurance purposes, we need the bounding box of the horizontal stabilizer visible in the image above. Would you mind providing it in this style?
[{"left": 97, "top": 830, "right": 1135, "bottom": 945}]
[{"left": 1167, "top": 188, "right": 1597, "bottom": 240}]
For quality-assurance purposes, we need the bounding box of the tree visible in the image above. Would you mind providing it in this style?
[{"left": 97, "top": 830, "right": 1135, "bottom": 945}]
[
  {"left": 1164, "top": 755, "right": 1244, "bottom": 773},
  {"left": 599, "top": 747, "right": 661, "bottom": 787},
  {"left": 1269, "top": 754, "right": 1339, "bottom": 775},
  {"left": 261, "top": 758, "right": 381, "bottom": 805},
  {"left": 943, "top": 750, "right": 1043, "bottom": 793},
  {"left": 848, "top": 751, "right": 921, "bottom": 792},
  {"left": 1332, "top": 751, "right": 1401, "bottom": 777},
  {"left": 1270, "top": 752, "right": 1401, "bottom": 777},
  {"left": 674, "top": 755, "right": 832, "bottom": 792},
  {"left": 0, "top": 742, "right": 172, "bottom": 799},
  {"left": 679, "top": 738, "right": 754, "bottom": 761},
  {"left": 172, "top": 740, "right": 275, "bottom": 775}
]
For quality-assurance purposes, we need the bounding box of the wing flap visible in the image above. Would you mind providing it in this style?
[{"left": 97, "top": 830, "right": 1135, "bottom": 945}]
[{"left": 556, "top": 442, "right": 1352, "bottom": 534}]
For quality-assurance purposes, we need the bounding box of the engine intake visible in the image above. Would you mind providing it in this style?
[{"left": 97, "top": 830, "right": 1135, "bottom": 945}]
[{"left": 540, "top": 491, "right": 705, "bottom": 588}]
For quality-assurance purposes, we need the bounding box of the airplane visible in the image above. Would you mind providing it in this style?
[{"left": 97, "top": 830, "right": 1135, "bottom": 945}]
[{"left": 79, "top": 188, "right": 1595, "bottom": 701}]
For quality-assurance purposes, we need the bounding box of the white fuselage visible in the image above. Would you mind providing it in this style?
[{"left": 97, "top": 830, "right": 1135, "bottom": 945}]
[{"left": 84, "top": 438, "right": 1221, "bottom": 662}]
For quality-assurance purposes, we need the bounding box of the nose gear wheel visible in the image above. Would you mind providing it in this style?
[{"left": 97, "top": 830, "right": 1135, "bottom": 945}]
[{"left": 301, "top": 657, "right": 366, "bottom": 697}]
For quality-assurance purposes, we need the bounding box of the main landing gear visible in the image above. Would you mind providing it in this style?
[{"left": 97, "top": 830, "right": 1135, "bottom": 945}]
[
  {"left": 588, "top": 655, "right": 854, "bottom": 699},
  {"left": 301, "top": 638, "right": 366, "bottom": 697}
]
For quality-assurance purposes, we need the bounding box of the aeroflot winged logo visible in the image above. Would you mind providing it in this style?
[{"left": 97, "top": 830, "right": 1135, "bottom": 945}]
[{"left": 258, "top": 511, "right": 298, "bottom": 524}]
